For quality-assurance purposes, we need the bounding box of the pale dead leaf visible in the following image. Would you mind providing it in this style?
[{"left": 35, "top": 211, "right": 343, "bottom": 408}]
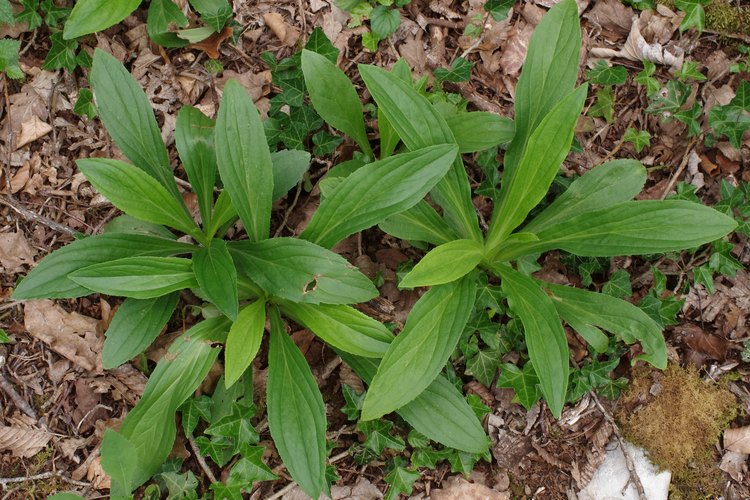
[
  {"left": 24, "top": 300, "right": 103, "bottom": 373},
  {"left": 431, "top": 476, "right": 510, "bottom": 500},
  {"left": 398, "top": 35, "right": 428, "bottom": 76},
  {"left": 725, "top": 426, "right": 750, "bottom": 454},
  {"left": 584, "top": 0, "right": 632, "bottom": 39},
  {"left": 57, "top": 437, "right": 89, "bottom": 463},
  {"left": 310, "top": 0, "right": 328, "bottom": 13},
  {"left": 499, "top": 22, "right": 534, "bottom": 77},
  {"left": 216, "top": 70, "right": 271, "bottom": 103},
  {"left": 15, "top": 116, "right": 52, "bottom": 150},
  {"left": 263, "top": 12, "right": 300, "bottom": 47},
  {"left": 331, "top": 477, "right": 383, "bottom": 499},
  {"left": 719, "top": 450, "right": 747, "bottom": 482},
  {"left": 0, "top": 232, "right": 36, "bottom": 273},
  {"left": 87, "top": 455, "right": 111, "bottom": 490},
  {"left": 0, "top": 425, "right": 52, "bottom": 458}
]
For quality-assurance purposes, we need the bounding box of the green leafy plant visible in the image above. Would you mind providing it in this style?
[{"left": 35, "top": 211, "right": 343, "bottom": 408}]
[{"left": 337, "top": 0, "right": 410, "bottom": 51}]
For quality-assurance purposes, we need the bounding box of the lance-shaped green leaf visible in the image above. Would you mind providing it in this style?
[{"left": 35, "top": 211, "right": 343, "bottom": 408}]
[
  {"left": 524, "top": 159, "right": 647, "bottom": 234},
  {"left": 215, "top": 80, "right": 273, "bottom": 242},
  {"left": 118, "top": 317, "right": 229, "bottom": 488},
  {"left": 496, "top": 265, "right": 568, "bottom": 418},
  {"left": 102, "top": 293, "right": 179, "bottom": 369},
  {"left": 486, "top": 85, "right": 587, "bottom": 252},
  {"left": 361, "top": 274, "right": 477, "bottom": 421},
  {"left": 77, "top": 159, "right": 198, "bottom": 237},
  {"left": 444, "top": 112, "right": 514, "bottom": 153},
  {"left": 13, "top": 234, "right": 194, "bottom": 300},
  {"left": 301, "top": 145, "right": 458, "bottom": 248},
  {"left": 302, "top": 49, "right": 372, "bottom": 157},
  {"left": 280, "top": 302, "right": 392, "bottom": 358},
  {"left": 267, "top": 307, "right": 327, "bottom": 499},
  {"left": 339, "top": 352, "right": 488, "bottom": 454},
  {"left": 271, "top": 150, "right": 311, "bottom": 200},
  {"left": 175, "top": 106, "right": 217, "bottom": 227},
  {"left": 69, "top": 257, "right": 197, "bottom": 299},
  {"left": 90, "top": 50, "right": 180, "bottom": 199},
  {"left": 505, "top": 0, "right": 581, "bottom": 171},
  {"left": 102, "top": 215, "right": 177, "bottom": 239},
  {"left": 194, "top": 240, "right": 238, "bottom": 320},
  {"left": 544, "top": 283, "right": 667, "bottom": 369},
  {"left": 229, "top": 238, "right": 377, "bottom": 305},
  {"left": 64, "top": 0, "right": 141, "bottom": 39},
  {"left": 359, "top": 64, "right": 480, "bottom": 241},
  {"left": 225, "top": 300, "right": 266, "bottom": 387},
  {"left": 379, "top": 201, "right": 457, "bottom": 246},
  {"left": 101, "top": 428, "right": 139, "bottom": 497},
  {"left": 400, "top": 239, "right": 484, "bottom": 288}
]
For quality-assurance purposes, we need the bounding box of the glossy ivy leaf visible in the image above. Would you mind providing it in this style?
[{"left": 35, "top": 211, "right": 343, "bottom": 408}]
[
  {"left": 622, "top": 128, "right": 651, "bottom": 153},
  {"left": 546, "top": 282, "right": 667, "bottom": 369},
  {"left": 399, "top": 239, "right": 484, "bottom": 288},
  {"left": 161, "top": 471, "right": 198, "bottom": 499},
  {"left": 675, "top": 0, "right": 709, "bottom": 32},
  {"left": 194, "top": 240, "right": 238, "bottom": 320},
  {"left": 359, "top": 63, "right": 480, "bottom": 241},
  {"left": 305, "top": 27, "right": 338, "bottom": 63},
  {"left": 205, "top": 403, "right": 259, "bottom": 447},
  {"left": 0, "top": 38, "right": 23, "bottom": 79},
  {"left": 586, "top": 60, "right": 627, "bottom": 85},
  {"left": 434, "top": 57, "right": 472, "bottom": 84},
  {"left": 486, "top": 85, "right": 587, "bottom": 252},
  {"left": 635, "top": 60, "right": 660, "bottom": 95},
  {"left": 523, "top": 159, "right": 647, "bottom": 234},
  {"left": 215, "top": 80, "right": 274, "bottom": 242},
  {"left": 224, "top": 300, "right": 266, "bottom": 388},
  {"left": 588, "top": 86, "right": 614, "bottom": 123},
  {"left": 279, "top": 302, "right": 392, "bottom": 358},
  {"left": 340, "top": 352, "right": 489, "bottom": 454},
  {"left": 362, "top": 274, "right": 477, "bottom": 420},
  {"left": 90, "top": 50, "right": 180, "bottom": 199},
  {"left": 602, "top": 269, "right": 633, "bottom": 299},
  {"left": 370, "top": 5, "right": 400, "bottom": 39},
  {"left": 180, "top": 395, "right": 212, "bottom": 436},
  {"left": 646, "top": 79, "right": 690, "bottom": 115},
  {"left": 505, "top": 0, "right": 580, "bottom": 171},
  {"left": 78, "top": 158, "right": 197, "bottom": 238},
  {"left": 188, "top": 0, "right": 232, "bottom": 32},
  {"left": 42, "top": 32, "right": 78, "bottom": 72},
  {"left": 378, "top": 201, "right": 457, "bottom": 246},
  {"left": 301, "top": 49, "right": 372, "bottom": 157},
  {"left": 358, "top": 420, "right": 405, "bottom": 455},
  {"left": 444, "top": 112, "right": 514, "bottom": 153},
  {"left": 341, "top": 385, "right": 365, "bottom": 420},
  {"left": 496, "top": 362, "right": 542, "bottom": 410},
  {"left": 465, "top": 348, "right": 501, "bottom": 387},
  {"left": 175, "top": 106, "right": 217, "bottom": 227},
  {"left": 115, "top": 317, "right": 229, "bottom": 488},
  {"left": 302, "top": 145, "right": 458, "bottom": 248},
  {"left": 708, "top": 80, "right": 750, "bottom": 149},
  {"left": 102, "top": 293, "right": 179, "bottom": 369},
  {"left": 229, "top": 238, "right": 377, "bottom": 305},
  {"left": 267, "top": 307, "right": 327, "bottom": 499},
  {"left": 69, "top": 257, "right": 197, "bottom": 299},
  {"left": 73, "top": 88, "right": 97, "bottom": 119},
  {"left": 497, "top": 265, "right": 568, "bottom": 417},
  {"left": 226, "top": 445, "right": 277, "bottom": 489},
  {"left": 146, "top": 0, "right": 189, "bottom": 47},
  {"left": 63, "top": 0, "right": 140, "bottom": 39},
  {"left": 384, "top": 463, "right": 419, "bottom": 500},
  {"left": 13, "top": 234, "right": 193, "bottom": 300}
]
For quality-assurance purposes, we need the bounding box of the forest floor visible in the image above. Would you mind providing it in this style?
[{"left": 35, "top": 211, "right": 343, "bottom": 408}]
[{"left": 0, "top": 0, "right": 749, "bottom": 498}]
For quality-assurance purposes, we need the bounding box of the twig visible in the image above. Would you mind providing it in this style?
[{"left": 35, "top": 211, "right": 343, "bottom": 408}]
[
  {"left": 590, "top": 392, "right": 647, "bottom": 500},
  {"left": 660, "top": 137, "right": 700, "bottom": 200},
  {"left": 0, "top": 356, "right": 38, "bottom": 421},
  {"left": 0, "top": 471, "right": 91, "bottom": 490},
  {"left": 188, "top": 434, "right": 218, "bottom": 483},
  {"left": 266, "top": 481, "right": 296, "bottom": 500}
]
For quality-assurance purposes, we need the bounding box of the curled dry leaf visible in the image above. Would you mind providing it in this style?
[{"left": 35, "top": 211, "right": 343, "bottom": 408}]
[
  {"left": 24, "top": 299, "right": 103, "bottom": 373},
  {"left": 0, "top": 425, "right": 52, "bottom": 458},
  {"left": 15, "top": 116, "right": 53, "bottom": 149},
  {"left": 263, "top": 12, "right": 300, "bottom": 47},
  {"left": 725, "top": 426, "right": 750, "bottom": 454},
  {"left": 584, "top": 0, "right": 632, "bottom": 40},
  {"left": 431, "top": 476, "right": 510, "bottom": 500},
  {"left": 0, "top": 232, "right": 36, "bottom": 273},
  {"left": 188, "top": 25, "right": 233, "bottom": 59},
  {"left": 590, "top": 16, "right": 684, "bottom": 71}
]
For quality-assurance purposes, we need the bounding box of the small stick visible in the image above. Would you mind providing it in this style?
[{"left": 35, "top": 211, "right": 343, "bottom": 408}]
[
  {"left": 660, "top": 137, "right": 700, "bottom": 200},
  {"left": 0, "top": 357, "right": 38, "bottom": 421},
  {"left": 188, "top": 434, "right": 218, "bottom": 483},
  {"left": 0, "top": 471, "right": 91, "bottom": 489},
  {"left": 266, "top": 481, "right": 296, "bottom": 500}
]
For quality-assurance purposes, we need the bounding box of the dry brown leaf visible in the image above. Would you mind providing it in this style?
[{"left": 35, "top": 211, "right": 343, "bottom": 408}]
[
  {"left": 0, "top": 425, "right": 52, "bottom": 458},
  {"left": 24, "top": 299, "right": 104, "bottom": 373},
  {"left": 15, "top": 116, "right": 53, "bottom": 149},
  {"left": 499, "top": 22, "right": 534, "bottom": 77},
  {"left": 217, "top": 70, "right": 270, "bottom": 103},
  {"left": 57, "top": 437, "right": 89, "bottom": 463},
  {"left": 725, "top": 426, "right": 750, "bottom": 454},
  {"left": 331, "top": 477, "right": 383, "bottom": 499},
  {"left": 188, "top": 25, "right": 233, "bottom": 59},
  {"left": 263, "top": 12, "right": 300, "bottom": 47},
  {"left": 719, "top": 450, "right": 748, "bottom": 482},
  {"left": 431, "top": 476, "right": 510, "bottom": 500},
  {"left": 584, "top": 0, "right": 632, "bottom": 39},
  {"left": 87, "top": 455, "right": 111, "bottom": 490},
  {"left": 0, "top": 232, "right": 36, "bottom": 273}
]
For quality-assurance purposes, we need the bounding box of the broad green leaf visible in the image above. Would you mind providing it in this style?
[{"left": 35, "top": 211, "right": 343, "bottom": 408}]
[
  {"left": 280, "top": 302, "right": 392, "bottom": 358},
  {"left": 77, "top": 159, "right": 198, "bottom": 237},
  {"left": 0, "top": 38, "right": 23, "bottom": 80},
  {"left": 194, "top": 239, "right": 238, "bottom": 320},
  {"left": 175, "top": 106, "right": 216, "bottom": 227},
  {"left": 361, "top": 274, "right": 477, "bottom": 420},
  {"left": 13, "top": 234, "right": 193, "bottom": 299},
  {"left": 147, "top": 0, "right": 189, "bottom": 47},
  {"left": 267, "top": 308, "right": 327, "bottom": 499},
  {"left": 505, "top": 0, "right": 580, "bottom": 170},
  {"left": 399, "top": 239, "right": 484, "bottom": 288},
  {"left": 215, "top": 80, "right": 274, "bottom": 242},
  {"left": 229, "top": 238, "right": 377, "bottom": 305},
  {"left": 370, "top": 5, "right": 400, "bottom": 39},
  {"left": 102, "top": 293, "right": 179, "bottom": 369},
  {"left": 100, "top": 428, "right": 139, "bottom": 497},
  {"left": 339, "top": 352, "right": 488, "bottom": 454},
  {"left": 63, "top": 0, "right": 141, "bottom": 39},
  {"left": 444, "top": 112, "right": 514, "bottom": 153},
  {"left": 175, "top": 26, "right": 215, "bottom": 44},
  {"left": 486, "top": 85, "right": 587, "bottom": 252},
  {"left": 523, "top": 159, "right": 647, "bottom": 234},
  {"left": 271, "top": 150, "right": 311, "bottom": 200},
  {"left": 301, "top": 145, "right": 458, "bottom": 248},
  {"left": 302, "top": 49, "right": 372, "bottom": 157},
  {"left": 118, "top": 317, "right": 229, "bottom": 488},
  {"left": 69, "top": 257, "right": 197, "bottom": 299},
  {"left": 188, "top": 0, "right": 232, "bottom": 32},
  {"left": 378, "top": 107, "right": 400, "bottom": 158},
  {"left": 225, "top": 300, "right": 266, "bottom": 387},
  {"left": 90, "top": 50, "right": 180, "bottom": 199},
  {"left": 47, "top": 494, "right": 85, "bottom": 500},
  {"left": 496, "top": 265, "right": 568, "bottom": 418},
  {"left": 103, "top": 214, "right": 177, "bottom": 239},
  {"left": 675, "top": 0, "right": 709, "bottom": 32},
  {"left": 379, "top": 201, "right": 457, "bottom": 246},
  {"left": 359, "top": 63, "right": 481, "bottom": 241},
  {"left": 545, "top": 283, "right": 667, "bottom": 369}
]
